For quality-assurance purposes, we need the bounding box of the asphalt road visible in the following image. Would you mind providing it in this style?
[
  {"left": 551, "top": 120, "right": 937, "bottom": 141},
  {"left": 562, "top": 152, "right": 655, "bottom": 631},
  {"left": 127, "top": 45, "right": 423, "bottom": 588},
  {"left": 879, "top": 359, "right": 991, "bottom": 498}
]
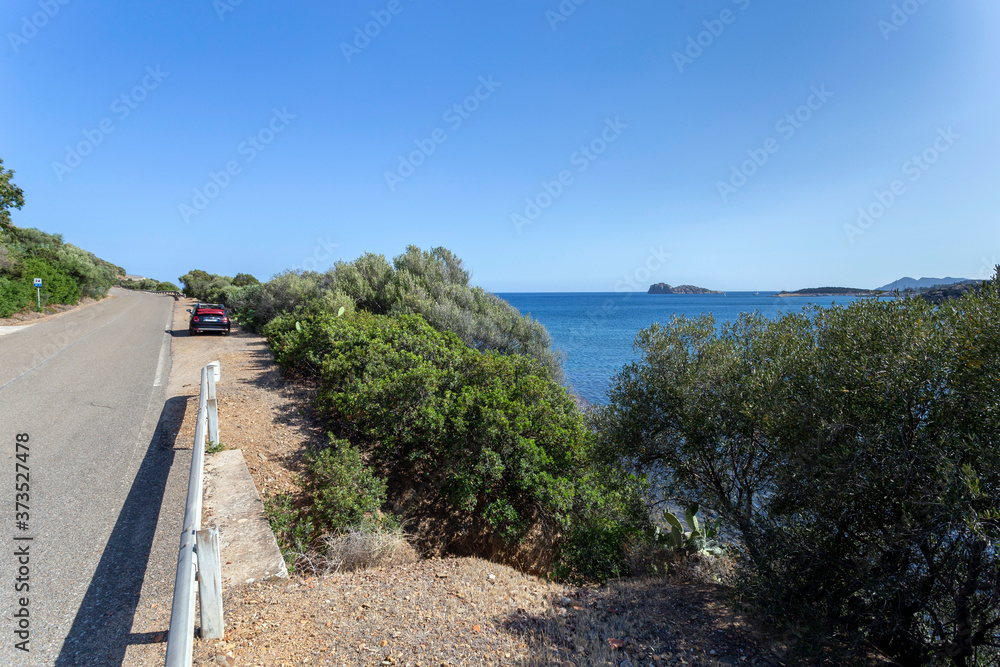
[{"left": 0, "top": 290, "right": 182, "bottom": 665}]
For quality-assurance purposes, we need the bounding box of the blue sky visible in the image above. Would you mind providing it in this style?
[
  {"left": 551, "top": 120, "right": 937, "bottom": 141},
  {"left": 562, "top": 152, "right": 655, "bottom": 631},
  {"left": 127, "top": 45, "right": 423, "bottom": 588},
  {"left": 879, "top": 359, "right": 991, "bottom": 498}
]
[{"left": 2, "top": 0, "right": 998, "bottom": 291}]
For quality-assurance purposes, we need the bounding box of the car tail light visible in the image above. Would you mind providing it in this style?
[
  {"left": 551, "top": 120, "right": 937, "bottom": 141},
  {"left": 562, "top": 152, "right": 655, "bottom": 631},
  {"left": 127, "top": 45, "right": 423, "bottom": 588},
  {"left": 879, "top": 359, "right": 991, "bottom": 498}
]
[
  {"left": 223, "top": 317, "right": 229, "bottom": 323},
  {"left": 193, "top": 316, "right": 199, "bottom": 322}
]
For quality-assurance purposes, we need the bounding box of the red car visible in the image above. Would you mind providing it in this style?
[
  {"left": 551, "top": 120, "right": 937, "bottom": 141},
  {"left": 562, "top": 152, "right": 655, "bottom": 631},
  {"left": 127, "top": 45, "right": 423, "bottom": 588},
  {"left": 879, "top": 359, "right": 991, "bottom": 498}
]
[{"left": 188, "top": 303, "right": 231, "bottom": 335}]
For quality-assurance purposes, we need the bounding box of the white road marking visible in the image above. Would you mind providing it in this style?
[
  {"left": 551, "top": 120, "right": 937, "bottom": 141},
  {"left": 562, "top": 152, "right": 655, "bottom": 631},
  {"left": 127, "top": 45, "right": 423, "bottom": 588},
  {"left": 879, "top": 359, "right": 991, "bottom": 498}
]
[
  {"left": 154, "top": 334, "right": 170, "bottom": 387},
  {"left": 154, "top": 301, "right": 174, "bottom": 387},
  {"left": 0, "top": 324, "right": 35, "bottom": 336}
]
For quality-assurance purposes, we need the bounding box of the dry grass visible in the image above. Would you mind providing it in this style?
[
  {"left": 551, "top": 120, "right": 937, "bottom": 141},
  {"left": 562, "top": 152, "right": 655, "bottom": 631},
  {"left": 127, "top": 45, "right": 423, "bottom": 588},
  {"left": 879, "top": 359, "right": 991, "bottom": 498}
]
[{"left": 295, "top": 527, "right": 420, "bottom": 576}]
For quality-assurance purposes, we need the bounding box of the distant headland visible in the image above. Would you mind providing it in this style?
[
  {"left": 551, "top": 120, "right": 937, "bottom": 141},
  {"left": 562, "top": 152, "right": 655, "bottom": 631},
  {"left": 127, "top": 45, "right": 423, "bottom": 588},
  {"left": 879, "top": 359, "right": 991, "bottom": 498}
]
[
  {"left": 648, "top": 283, "right": 724, "bottom": 295},
  {"left": 772, "top": 287, "right": 876, "bottom": 297}
]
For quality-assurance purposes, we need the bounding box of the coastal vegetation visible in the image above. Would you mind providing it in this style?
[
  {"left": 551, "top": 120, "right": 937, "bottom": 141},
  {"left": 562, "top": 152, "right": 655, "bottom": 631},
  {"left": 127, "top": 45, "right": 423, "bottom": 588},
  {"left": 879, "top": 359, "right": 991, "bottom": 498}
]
[
  {"left": 187, "top": 245, "right": 999, "bottom": 665},
  {"left": 595, "top": 275, "right": 1000, "bottom": 665},
  {"left": 0, "top": 160, "right": 125, "bottom": 317},
  {"left": 118, "top": 276, "right": 181, "bottom": 292},
  {"left": 186, "top": 247, "right": 641, "bottom": 580}
]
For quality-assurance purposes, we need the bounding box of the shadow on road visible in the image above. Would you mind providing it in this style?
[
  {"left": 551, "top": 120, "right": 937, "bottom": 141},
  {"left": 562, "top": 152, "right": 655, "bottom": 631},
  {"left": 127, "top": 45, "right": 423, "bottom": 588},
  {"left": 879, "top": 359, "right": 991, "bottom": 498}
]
[{"left": 54, "top": 395, "right": 187, "bottom": 666}]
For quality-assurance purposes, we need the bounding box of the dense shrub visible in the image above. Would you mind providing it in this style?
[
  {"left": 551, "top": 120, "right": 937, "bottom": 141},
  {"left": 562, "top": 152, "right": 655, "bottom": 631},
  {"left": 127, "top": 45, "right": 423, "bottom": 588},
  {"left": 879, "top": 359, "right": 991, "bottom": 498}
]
[
  {"left": 178, "top": 269, "right": 235, "bottom": 303},
  {"left": 225, "top": 271, "right": 355, "bottom": 328},
  {"left": 265, "top": 310, "right": 646, "bottom": 579},
  {"left": 305, "top": 438, "right": 396, "bottom": 535},
  {"left": 0, "top": 224, "right": 121, "bottom": 315},
  {"left": 235, "top": 246, "right": 563, "bottom": 381},
  {"left": 0, "top": 277, "right": 31, "bottom": 317},
  {"left": 596, "top": 280, "right": 1000, "bottom": 665},
  {"left": 119, "top": 277, "right": 179, "bottom": 291},
  {"left": 17, "top": 257, "right": 79, "bottom": 305}
]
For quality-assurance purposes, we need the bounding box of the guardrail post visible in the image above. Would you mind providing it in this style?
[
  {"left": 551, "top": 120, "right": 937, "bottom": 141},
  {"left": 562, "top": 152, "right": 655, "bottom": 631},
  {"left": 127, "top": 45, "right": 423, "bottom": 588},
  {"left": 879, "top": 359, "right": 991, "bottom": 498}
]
[
  {"left": 206, "top": 361, "right": 220, "bottom": 446},
  {"left": 196, "top": 527, "right": 225, "bottom": 639}
]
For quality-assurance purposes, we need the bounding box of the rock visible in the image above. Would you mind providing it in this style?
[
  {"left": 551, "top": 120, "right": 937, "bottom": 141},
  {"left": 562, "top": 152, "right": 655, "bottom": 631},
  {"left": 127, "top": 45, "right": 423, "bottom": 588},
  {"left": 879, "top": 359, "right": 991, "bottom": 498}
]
[
  {"left": 648, "top": 283, "right": 724, "bottom": 295},
  {"left": 558, "top": 596, "right": 572, "bottom": 606},
  {"left": 214, "top": 654, "right": 235, "bottom": 666}
]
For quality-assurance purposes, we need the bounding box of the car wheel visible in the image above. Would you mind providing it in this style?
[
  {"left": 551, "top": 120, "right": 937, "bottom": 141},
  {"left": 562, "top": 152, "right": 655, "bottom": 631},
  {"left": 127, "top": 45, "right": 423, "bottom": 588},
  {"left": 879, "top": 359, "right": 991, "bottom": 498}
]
[{"left": 189, "top": 329, "right": 197, "bottom": 336}]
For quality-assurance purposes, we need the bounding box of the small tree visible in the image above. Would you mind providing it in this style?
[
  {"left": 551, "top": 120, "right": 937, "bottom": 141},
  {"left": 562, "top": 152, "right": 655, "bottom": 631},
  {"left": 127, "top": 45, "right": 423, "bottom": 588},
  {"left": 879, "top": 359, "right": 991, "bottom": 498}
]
[
  {"left": 232, "top": 272, "right": 259, "bottom": 287},
  {"left": 0, "top": 158, "right": 25, "bottom": 237}
]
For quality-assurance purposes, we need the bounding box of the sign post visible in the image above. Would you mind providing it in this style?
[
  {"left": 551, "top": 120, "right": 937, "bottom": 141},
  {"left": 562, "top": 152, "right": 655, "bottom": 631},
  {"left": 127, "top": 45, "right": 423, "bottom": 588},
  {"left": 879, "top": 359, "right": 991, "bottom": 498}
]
[{"left": 33, "top": 278, "right": 42, "bottom": 307}]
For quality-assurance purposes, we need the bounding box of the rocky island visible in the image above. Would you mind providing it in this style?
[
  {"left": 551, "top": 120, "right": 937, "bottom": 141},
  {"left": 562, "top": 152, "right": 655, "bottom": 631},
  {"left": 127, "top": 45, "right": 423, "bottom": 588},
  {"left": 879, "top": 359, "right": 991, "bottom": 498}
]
[
  {"left": 648, "top": 283, "right": 724, "bottom": 294},
  {"left": 772, "top": 287, "right": 876, "bottom": 297}
]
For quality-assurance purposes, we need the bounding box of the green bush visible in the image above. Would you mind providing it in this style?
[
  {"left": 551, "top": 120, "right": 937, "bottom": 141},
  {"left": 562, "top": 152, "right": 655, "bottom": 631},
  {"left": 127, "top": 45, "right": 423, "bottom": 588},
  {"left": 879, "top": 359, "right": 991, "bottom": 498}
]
[
  {"left": 0, "top": 277, "right": 32, "bottom": 317},
  {"left": 264, "top": 492, "right": 314, "bottom": 567},
  {"left": 51, "top": 243, "right": 117, "bottom": 298},
  {"left": 305, "top": 438, "right": 395, "bottom": 535},
  {"left": 18, "top": 257, "right": 79, "bottom": 305},
  {"left": 597, "top": 281, "right": 1000, "bottom": 665},
  {"left": 237, "top": 246, "right": 563, "bottom": 381},
  {"left": 119, "top": 277, "right": 178, "bottom": 291},
  {"left": 265, "top": 310, "right": 646, "bottom": 579}
]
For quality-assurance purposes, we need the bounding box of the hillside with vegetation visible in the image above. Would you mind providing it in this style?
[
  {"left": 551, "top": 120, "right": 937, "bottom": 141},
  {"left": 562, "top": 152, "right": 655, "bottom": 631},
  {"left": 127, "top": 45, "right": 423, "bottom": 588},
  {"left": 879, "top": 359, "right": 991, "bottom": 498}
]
[
  {"left": 182, "top": 248, "right": 1000, "bottom": 665},
  {"left": 0, "top": 159, "right": 125, "bottom": 318}
]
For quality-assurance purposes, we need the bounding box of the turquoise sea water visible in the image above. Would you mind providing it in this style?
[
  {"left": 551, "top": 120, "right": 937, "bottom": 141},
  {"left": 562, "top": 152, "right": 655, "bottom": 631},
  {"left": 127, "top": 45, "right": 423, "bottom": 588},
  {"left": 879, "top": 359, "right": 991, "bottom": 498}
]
[{"left": 497, "top": 292, "right": 864, "bottom": 405}]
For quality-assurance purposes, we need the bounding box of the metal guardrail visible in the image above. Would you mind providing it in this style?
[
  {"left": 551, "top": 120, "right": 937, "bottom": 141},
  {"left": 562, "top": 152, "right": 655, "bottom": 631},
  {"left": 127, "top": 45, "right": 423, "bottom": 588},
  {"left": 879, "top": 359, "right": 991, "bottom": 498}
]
[{"left": 165, "top": 362, "right": 224, "bottom": 667}]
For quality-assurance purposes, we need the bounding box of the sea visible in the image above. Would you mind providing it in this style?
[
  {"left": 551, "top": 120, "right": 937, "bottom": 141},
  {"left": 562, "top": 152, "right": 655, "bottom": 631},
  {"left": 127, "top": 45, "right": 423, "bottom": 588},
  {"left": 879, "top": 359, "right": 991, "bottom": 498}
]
[{"left": 496, "top": 292, "right": 864, "bottom": 405}]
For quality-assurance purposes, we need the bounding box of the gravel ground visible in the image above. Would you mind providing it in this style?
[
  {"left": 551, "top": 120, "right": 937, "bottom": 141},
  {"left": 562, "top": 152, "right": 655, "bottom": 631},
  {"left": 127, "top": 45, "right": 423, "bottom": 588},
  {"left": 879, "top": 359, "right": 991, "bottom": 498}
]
[{"left": 191, "top": 558, "right": 791, "bottom": 667}]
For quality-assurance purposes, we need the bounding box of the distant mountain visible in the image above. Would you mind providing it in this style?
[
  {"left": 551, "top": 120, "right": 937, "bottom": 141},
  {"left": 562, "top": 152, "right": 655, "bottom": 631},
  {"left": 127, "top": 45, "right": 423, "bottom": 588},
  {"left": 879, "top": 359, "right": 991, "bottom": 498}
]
[
  {"left": 875, "top": 277, "right": 972, "bottom": 292},
  {"left": 648, "top": 283, "right": 723, "bottom": 295}
]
